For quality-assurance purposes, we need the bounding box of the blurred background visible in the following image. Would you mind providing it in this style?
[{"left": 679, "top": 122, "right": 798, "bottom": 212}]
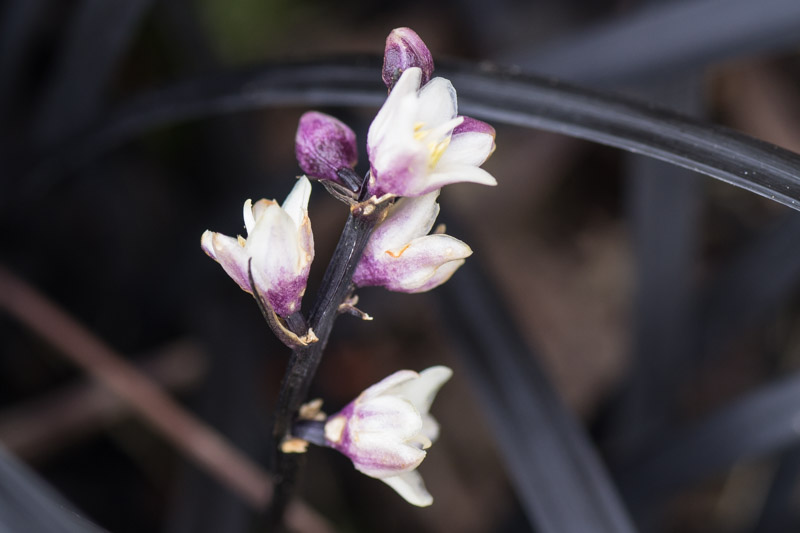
[{"left": 3, "top": 0, "right": 800, "bottom": 532}]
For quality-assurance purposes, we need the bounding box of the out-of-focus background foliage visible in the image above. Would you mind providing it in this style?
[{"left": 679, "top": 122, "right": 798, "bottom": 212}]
[{"left": 3, "top": 0, "right": 800, "bottom": 532}]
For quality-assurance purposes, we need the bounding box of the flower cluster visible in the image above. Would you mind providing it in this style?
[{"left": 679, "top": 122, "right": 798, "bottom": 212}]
[{"left": 200, "top": 27, "right": 497, "bottom": 507}]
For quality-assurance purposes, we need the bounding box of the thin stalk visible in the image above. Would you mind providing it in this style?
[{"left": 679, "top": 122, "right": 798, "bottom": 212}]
[{"left": 267, "top": 181, "right": 387, "bottom": 528}]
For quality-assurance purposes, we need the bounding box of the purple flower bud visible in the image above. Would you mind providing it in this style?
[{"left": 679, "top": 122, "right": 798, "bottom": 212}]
[
  {"left": 295, "top": 111, "right": 358, "bottom": 184},
  {"left": 382, "top": 27, "right": 434, "bottom": 90},
  {"left": 324, "top": 366, "right": 452, "bottom": 506}
]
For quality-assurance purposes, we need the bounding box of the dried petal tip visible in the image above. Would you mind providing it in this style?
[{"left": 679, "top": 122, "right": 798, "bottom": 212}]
[
  {"left": 295, "top": 111, "right": 358, "bottom": 184},
  {"left": 382, "top": 27, "right": 434, "bottom": 90}
]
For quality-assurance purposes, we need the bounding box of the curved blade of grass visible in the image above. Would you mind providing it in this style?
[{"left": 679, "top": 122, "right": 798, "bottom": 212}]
[
  {"left": 699, "top": 213, "right": 800, "bottom": 358},
  {"left": 437, "top": 256, "right": 637, "bottom": 533},
  {"left": 618, "top": 371, "right": 800, "bottom": 508},
  {"left": 31, "top": 0, "right": 154, "bottom": 147},
  {"left": 0, "top": 445, "right": 105, "bottom": 532},
  {"left": 607, "top": 81, "right": 704, "bottom": 460},
  {"left": 753, "top": 446, "right": 800, "bottom": 533},
  {"left": 508, "top": 0, "right": 800, "bottom": 85},
  {"left": 28, "top": 56, "right": 800, "bottom": 212}
]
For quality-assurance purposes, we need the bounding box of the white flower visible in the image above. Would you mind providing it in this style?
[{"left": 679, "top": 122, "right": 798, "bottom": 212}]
[
  {"left": 324, "top": 366, "right": 453, "bottom": 507},
  {"left": 352, "top": 190, "right": 471, "bottom": 293},
  {"left": 201, "top": 176, "right": 314, "bottom": 317},
  {"left": 367, "top": 67, "right": 497, "bottom": 198}
]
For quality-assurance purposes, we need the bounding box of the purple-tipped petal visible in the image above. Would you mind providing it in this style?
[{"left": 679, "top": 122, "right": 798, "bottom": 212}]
[
  {"left": 382, "top": 27, "right": 434, "bottom": 90},
  {"left": 295, "top": 111, "right": 358, "bottom": 183},
  {"left": 453, "top": 116, "right": 496, "bottom": 137}
]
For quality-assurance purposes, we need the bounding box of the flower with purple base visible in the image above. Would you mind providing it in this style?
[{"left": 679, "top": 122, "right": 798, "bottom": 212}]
[
  {"left": 367, "top": 67, "right": 497, "bottom": 198},
  {"left": 352, "top": 190, "right": 471, "bottom": 293},
  {"left": 382, "top": 27, "right": 434, "bottom": 91},
  {"left": 324, "top": 366, "right": 452, "bottom": 507},
  {"left": 295, "top": 111, "right": 359, "bottom": 185},
  {"left": 201, "top": 177, "right": 314, "bottom": 317}
]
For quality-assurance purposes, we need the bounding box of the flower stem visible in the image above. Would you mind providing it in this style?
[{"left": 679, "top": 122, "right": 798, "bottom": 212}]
[{"left": 267, "top": 183, "right": 387, "bottom": 528}]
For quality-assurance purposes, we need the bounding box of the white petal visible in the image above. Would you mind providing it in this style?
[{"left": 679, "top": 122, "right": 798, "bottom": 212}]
[
  {"left": 381, "top": 234, "right": 472, "bottom": 292},
  {"left": 201, "top": 230, "right": 251, "bottom": 293},
  {"left": 353, "top": 396, "right": 422, "bottom": 439},
  {"left": 423, "top": 164, "right": 497, "bottom": 194},
  {"left": 416, "top": 77, "right": 457, "bottom": 128},
  {"left": 246, "top": 203, "right": 302, "bottom": 294},
  {"left": 368, "top": 68, "right": 421, "bottom": 149},
  {"left": 350, "top": 434, "right": 426, "bottom": 478},
  {"left": 438, "top": 131, "right": 495, "bottom": 168},
  {"left": 421, "top": 414, "right": 440, "bottom": 443},
  {"left": 251, "top": 198, "right": 275, "bottom": 222},
  {"left": 243, "top": 199, "right": 256, "bottom": 234},
  {"left": 409, "top": 258, "right": 465, "bottom": 293},
  {"left": 380, "top": 470, "right": 433, "bottom": 507},
  {"left": 359, "top": 370, "right": 419, "bottom": 401},
  {"left": 398, "top": 366, "right": 453, "bottom": 416},
  {"left": 368, "top": 191, "right": 440, "bottom": 252},
  {"left": 281, "top": 176, "right": 312, "bottom": 229}
]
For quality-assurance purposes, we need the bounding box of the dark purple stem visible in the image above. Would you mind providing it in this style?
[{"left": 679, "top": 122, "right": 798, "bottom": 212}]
[{"left": 267, "top": 175, "right": 387, "bottom": 528}]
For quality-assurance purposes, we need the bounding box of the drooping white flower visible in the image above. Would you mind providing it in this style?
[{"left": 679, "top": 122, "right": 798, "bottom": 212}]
[
  {"left": 201, "top": 177, "right": 314, "bottom": 317},
  {"left": 367, "top": 67, "right": 497, "bottom": 198},
  {"left": 352, "top": 190, "right": 471, "bottom": 293},
  {"left": 324, "top": 366, "right": 453, "bottom": 507}
]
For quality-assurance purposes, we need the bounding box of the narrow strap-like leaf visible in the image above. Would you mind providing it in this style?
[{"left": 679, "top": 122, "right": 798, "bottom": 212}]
[
  {"left": 619, "top": 371, "right": 800, "bottom": 507},
  {"left": 31, "top": 0, "right": 154, "bottom": 147},
  {"left": 0, "top": 445, "right": 105, "bottom": 532},
  {"left": 29, "top": 56, "right": 800, "bottom": 213},
  {"left": 508, "top": 0, "right": 800, "bottom": 85},
  {"left": 438, "top": 258, "right": 637, "bottom": 533}
]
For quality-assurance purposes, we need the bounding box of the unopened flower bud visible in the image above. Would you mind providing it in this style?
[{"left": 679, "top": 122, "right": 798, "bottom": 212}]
[
  {"left": 295, "top": 111, "right": 359, "bottom": 185},
  {"left": 382, "top": 27, "right": 434, "bottom": 90}
]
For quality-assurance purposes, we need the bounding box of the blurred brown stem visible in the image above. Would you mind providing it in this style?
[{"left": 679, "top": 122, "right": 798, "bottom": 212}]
[{"left": 0, "top": 340, "right": 206, "bottom": 460}]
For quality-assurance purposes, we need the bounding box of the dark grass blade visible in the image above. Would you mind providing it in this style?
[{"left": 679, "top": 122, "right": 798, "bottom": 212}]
[
  {"left": 437, "top": 257, "right": 637, "bottom": 533},
  {"left": 31, "top": 0, "right": 154, "bottom": 147},
  {"left": 0, "top": 445, "right": 105, "bottom": 533},
  {"left": 26, "top": 56, "right": 800, "bottom": 213},
  {"left": 508, "top": 0, "right": 800, "bottom": 85},
  {"left": 698, "top": 212, "right": 800, "bottom": 359},
  {"left": 607, "top": 81, "right": 703, "bottom": 459},
  {"left": 0, "top": 0, "right": 45, "bottom": 117},
  {"left": 753, "top": 446, "right": 800, "bottom": 533},
  {"left": 618, "top": 371, "right": 800, "bottom": 508}
]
